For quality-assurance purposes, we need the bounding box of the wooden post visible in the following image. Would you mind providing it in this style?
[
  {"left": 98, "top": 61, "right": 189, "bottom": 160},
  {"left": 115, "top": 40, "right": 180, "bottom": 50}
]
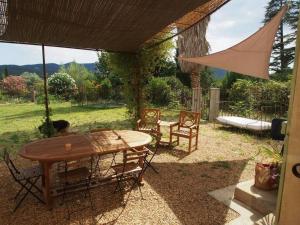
[
  {"left": 209, "top": 88, "right": 220, "bottom": 122},
  {"left": 42, "top": 44, "right": 51, "bottom": 137},
  {"left": 276, "top": 16, "right": 300, "bottom": 225}
]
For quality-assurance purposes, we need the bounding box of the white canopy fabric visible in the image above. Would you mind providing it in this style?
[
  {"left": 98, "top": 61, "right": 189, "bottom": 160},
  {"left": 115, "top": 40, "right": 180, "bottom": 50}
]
[{"left": 179, "top": 6, "right": 288, "bottom": 79}]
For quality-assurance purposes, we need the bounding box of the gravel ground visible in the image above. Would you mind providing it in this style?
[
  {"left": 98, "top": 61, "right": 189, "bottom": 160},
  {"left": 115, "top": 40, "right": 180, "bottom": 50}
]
[{"left": 0, "top": 123, "right": 275, "bottom": 225}]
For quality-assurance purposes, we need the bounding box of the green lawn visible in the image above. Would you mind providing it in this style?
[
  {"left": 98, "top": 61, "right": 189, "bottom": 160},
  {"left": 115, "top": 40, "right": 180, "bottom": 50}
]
[
  {"left": 0, "top": 102, "right": 131, "bottom": 154},
  {"left": 0, "top": 102, "right": 180, "bottom": 154}
]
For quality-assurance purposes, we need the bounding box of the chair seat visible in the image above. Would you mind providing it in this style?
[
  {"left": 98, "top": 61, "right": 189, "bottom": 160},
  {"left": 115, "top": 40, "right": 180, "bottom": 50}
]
[
  {"left": 112, "top": 162, "right": 142, "bottom": 176},
  {"left": 171, "top": 128, "right": 197, "bottom": 137},
  {"left": 58, "top": 167, "right": 90, "bottom": 184},
  {"left": 20, "top": 165, "right": 43, "bottom": 180},
  {"left": 138, "top": 126, "right": 158, "bottom": 132}
]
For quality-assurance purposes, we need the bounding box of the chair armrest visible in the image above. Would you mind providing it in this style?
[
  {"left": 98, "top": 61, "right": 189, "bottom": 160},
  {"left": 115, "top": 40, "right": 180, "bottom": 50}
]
[
  {"left": 170, "top": 122, "right": 179, "bottom": 127},
  {"left": 189, "top": 124, "right": 197, "bottom": 129},
  {"left": 170, "top": 122, "right": 179, "bottom": 133}
]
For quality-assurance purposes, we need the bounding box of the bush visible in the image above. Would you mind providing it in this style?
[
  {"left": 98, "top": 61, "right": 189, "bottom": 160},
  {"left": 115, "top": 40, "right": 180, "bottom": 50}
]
[
  {"left": 228, "top": 79, "right": 290, "bottom": 116},
  {"left": 1, "top": 76, "right": 28, "bottom": 97},
  {"left": 146, "top": 77, "right": 172, "bottom": 106},
  {"left": 99, "top": 78, "right": 112, "bottom": 99},
  {"left": 48, "top": 73, "right": 77, "bottom": 100}
]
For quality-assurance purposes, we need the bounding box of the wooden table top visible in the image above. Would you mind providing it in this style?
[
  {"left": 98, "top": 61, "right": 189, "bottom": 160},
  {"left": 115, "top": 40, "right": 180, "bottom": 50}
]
[{"left": 19, "top": 130, "right": 152, "bottom": 162}]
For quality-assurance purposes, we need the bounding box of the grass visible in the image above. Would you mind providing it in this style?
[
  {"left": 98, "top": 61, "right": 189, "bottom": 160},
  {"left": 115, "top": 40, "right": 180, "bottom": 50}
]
[
  {"left": 0, "top": 102, "right": 182, "bottom": 154},
  {"left": 0, "top": 102, "right": 131, "bottom": 154}
]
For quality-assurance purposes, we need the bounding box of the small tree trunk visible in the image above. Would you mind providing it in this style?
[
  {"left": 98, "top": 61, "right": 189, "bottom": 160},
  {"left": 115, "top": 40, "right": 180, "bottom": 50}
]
[
  {"left": 190, "top": 71, "right": 200, "bottom": 88},
  {"left": 31, "top": 90, "right": 36, "bottom": 102}
]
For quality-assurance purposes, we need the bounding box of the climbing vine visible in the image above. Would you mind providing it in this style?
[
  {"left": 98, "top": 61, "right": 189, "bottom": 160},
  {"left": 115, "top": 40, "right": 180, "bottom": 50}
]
[{"left": 105, "top": 35, "right": 174, "bottom": 126}]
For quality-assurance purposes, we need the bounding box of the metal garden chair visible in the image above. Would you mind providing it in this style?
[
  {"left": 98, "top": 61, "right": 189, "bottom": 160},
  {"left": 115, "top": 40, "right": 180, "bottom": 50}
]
[{"left": 2, "top": 150, "right": 45, "bottom": 212}]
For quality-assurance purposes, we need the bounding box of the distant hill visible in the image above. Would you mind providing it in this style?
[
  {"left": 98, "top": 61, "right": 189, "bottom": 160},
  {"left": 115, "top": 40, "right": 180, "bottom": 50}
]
[{"left": 0, "top": 63, "right": 97, "bottom": 76}]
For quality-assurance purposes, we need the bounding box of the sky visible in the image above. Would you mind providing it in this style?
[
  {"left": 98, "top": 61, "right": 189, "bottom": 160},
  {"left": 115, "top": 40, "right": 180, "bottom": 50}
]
[{"left": 0, "top": 0, "right": 269, "bottom": 66}]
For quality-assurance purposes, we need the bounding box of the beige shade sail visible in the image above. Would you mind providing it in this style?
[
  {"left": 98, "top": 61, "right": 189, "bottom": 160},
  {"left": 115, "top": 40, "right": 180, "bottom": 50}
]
[{"left": 179, "top": 6, "right": 288, "bottom": 79}]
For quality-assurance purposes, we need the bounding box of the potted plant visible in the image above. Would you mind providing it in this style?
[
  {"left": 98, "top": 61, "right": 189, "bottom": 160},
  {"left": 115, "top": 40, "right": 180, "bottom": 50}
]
[{"left": 254, "top": 146, "right": 282, "bottom": 190}]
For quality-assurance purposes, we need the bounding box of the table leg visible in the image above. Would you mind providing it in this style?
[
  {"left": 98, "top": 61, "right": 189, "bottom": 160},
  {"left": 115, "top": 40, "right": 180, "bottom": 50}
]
[{"left": 41, "top": 162, "right": 53, "bottom": 209}]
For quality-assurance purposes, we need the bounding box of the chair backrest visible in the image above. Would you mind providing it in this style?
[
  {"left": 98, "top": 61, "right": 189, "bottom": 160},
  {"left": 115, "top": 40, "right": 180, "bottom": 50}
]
[
  {"left": 2, "top": 150, "right": 21, "bottom": 181},
  {"left": 140, "top": 108, "right": 161, "bottom": 125},
  {"left": 124, "top": 148, "right": 148, "bottom": 163},
  {"left": 179, "top": 111, "right": 200, "bottom": 128}
]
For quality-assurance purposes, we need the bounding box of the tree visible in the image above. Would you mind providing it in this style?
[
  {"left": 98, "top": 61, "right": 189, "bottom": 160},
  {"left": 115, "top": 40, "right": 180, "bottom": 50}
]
[
  {"left": 264, "top": 0, "right": 300, "bottom": 72},
  {"left": 48, "top": 73, "right": 77, "bottom": 100},
  {"left": 20, "top": 72, "right": 42, "bottom": 91},
  {"left": 95, "top": 51, "right": 110, "bottom": 80},
  {"left": 59, "top": 62, "right": 96, "bottom": 102},
  {"left": 200, "top": 67, "right": 216, "bottom": 90},
  {"left": 4, "top": 66, "right": 8, "bottom": 78},
  {"left": 176, "top": 17, "right": 210, "bottom": 88},
  {"left": 99, "top": 78, "right": 112, "bottom": 99}
]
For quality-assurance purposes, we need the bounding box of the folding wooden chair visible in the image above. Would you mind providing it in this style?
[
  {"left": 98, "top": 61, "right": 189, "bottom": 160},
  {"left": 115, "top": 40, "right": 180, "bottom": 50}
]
[
  {"left": 58, "top": 156, "right": 95, "bottom": 219},
  {"left": 112, "top": 147, "right": 149, "bottom": 198},
  {"left": 2, "top": 150, "right": 45, "bottom": 212},
  {"left": 144, "top": 131, "right": 162, "bottom": 174}
]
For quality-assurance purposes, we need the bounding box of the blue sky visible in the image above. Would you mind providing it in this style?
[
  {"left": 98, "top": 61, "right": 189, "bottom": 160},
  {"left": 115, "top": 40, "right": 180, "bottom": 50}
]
[{"left": 0, "top": 0, "right": 268, "bottom": 65}]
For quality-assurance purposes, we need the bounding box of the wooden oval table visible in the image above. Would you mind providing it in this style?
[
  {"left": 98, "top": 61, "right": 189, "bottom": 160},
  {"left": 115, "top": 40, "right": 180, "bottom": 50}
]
[{"left": 19, "top": 130, "right": 152, "bottom": 208}]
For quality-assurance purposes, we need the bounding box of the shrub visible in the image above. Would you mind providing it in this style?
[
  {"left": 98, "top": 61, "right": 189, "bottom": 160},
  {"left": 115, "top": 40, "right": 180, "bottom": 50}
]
[
  {"left": 99, "top": 78, "right": 112, "bottom": 99},
  {"left": 1, "top": 76, "right": 28, "bottom": 96},
  {"left": 20, "top": 72, "right": 42, "bottom": 91},
  {"left": 48, "top": 73, "right": 77, "bottom": 100},
  {"left": 146, "top": 77, "right": 172, "bottom": 106},
  {"left": 228, "top": 79, "right": 290, "bottom": 116}
]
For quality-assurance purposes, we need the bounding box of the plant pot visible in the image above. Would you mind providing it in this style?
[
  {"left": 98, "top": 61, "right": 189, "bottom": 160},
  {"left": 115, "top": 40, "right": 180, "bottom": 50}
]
[{"left": 254, "top": 163, "right": 280, "bottom": 190}]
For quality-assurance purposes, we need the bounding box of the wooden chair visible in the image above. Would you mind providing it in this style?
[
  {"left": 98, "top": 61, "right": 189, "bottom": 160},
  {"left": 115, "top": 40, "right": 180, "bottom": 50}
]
[
  {"left": 112, "top": 147, "right": 149, "bottom": 198},
  {"left": 58, "top": 156, "right": 95, "bottom": 219},
  {"left": 144, "top": 131, "right": 162, "bottom": 174},
  {"left": 170, "top": 111, "right": 200, "bottom": 153},
  {"left": 137, "top": 108, "right": 161, "bottom": 134}
]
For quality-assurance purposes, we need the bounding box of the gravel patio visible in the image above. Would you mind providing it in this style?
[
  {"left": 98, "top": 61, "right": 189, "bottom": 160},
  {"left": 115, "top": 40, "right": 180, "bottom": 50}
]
[{"left": 0, "top": 123, "right": 272, "bottom": 225}]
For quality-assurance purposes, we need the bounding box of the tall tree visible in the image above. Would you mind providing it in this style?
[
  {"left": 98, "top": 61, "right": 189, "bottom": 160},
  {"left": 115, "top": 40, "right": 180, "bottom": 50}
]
[
  {"left": 264, "top": 0, "right": 300, "bottom": 73},
  {"left": 176, "top": 17, "right": 210, "bottom": 89},
  {"left": 3, "top": 66, "right": 8, "bottom": 78}
]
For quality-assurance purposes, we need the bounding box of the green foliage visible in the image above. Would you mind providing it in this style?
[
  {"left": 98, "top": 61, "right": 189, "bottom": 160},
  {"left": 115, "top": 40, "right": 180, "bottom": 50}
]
[
  {"left": 95, "top": 52, "right": 110, "bottom": 80},
  {"left": 145, "top": 76, "right": 191, "bottom": 107},
  {"left": 264, "top": 0, "right": 299, "bottom": 72},
  {"left": 103, "top": 35, "right": 174, "bottom": 124},
  {"left": 48, "top": 72, "right": 77, "bottom": 100},
  {"left": 200, "top": 68, "right": 216, "bottom": 90},
  {"left": 59, "top": 62, "right": 97, "bottom": 102},
  {"left": 38, "top": 118, "right": 56, "bottom": 138},
  {"left": 146, "top": 77, "right": 172, "bottom": 106},
  {"left": 4, "top": 66, "right": 8, "bottom": 78},
  {"left": 228, "top": 79, "right": 290, "bottom": 116},
  {"left": 260, "top": 146, "right": 283, "bottom": 163},
  {"left": 99, "top": 78, "right": 112, "bottom": 99},
  {"left": 20, "top": 72, "right": 43, "bottom": 92}
]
